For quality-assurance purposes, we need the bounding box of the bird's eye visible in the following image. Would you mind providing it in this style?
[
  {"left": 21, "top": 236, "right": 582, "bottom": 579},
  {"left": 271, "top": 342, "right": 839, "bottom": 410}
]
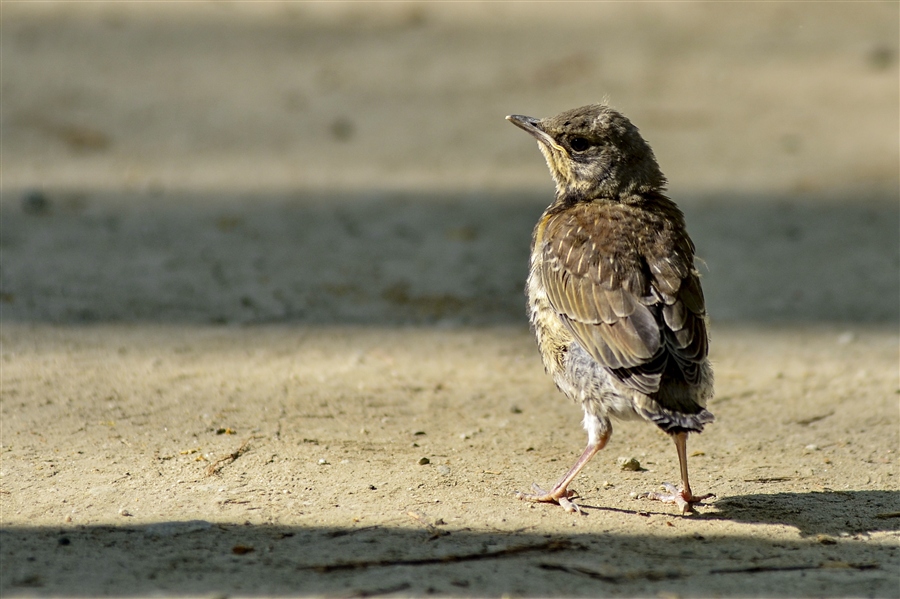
[{"left": 569, "top": 136, "right": 592, "bottom": 152}]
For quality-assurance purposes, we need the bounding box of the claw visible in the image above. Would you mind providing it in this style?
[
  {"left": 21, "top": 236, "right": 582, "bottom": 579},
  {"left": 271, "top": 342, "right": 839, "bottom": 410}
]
[
  {"left": 644, "top": 482, "right": 715, "bottom": 514},
  {"left": 516, "top": 484, "right": 582, "bottom": 513},
  {"left": 558, "top": 495, "right": 582, "bottom": 514}
]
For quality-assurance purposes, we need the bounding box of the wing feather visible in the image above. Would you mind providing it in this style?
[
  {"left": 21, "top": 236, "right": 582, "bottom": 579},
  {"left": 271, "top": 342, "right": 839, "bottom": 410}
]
[{"left": 540, "top": 202, "right": 708, "bottom": 397}]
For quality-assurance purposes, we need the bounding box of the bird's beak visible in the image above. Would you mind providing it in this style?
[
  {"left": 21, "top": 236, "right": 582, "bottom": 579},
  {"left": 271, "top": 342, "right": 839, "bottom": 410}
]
[{"left": 506, "top": 114, "right": 565, "bottom": 152}]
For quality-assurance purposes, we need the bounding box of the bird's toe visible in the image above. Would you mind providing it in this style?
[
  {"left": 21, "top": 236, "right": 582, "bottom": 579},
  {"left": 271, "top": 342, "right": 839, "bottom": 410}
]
[
  {"left": 515, "top": 484, "right": 581, "bottom": 513},
  {"left": 642, "top": 483, "right": 714, "bottom": 514}
]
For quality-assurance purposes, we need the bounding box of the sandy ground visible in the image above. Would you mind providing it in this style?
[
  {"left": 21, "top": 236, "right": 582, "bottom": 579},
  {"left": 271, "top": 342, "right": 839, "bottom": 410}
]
[{"left": 1, "top": 2, "right": 898, "bottom": 598}]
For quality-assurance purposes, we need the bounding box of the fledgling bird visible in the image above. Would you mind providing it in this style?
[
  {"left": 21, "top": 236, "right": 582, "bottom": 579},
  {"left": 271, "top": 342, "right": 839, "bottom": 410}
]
[{"left": 506, "top": 104, "right": 714, "bottom": 515}]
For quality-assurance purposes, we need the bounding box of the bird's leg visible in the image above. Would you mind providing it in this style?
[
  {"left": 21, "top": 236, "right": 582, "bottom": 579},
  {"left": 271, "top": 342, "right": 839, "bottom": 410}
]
[
  {"left": 516, "top": 429, "right": 609, "bottom": 514},
  {"left": 646, "top": 431, "right": 715, "bottom": 514}
]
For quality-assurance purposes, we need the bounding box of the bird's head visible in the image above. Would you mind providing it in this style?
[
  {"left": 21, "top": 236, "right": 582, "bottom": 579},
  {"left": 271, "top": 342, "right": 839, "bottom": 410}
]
[{"left": 507, "top": 104, "right": 666, "bottom": 203}]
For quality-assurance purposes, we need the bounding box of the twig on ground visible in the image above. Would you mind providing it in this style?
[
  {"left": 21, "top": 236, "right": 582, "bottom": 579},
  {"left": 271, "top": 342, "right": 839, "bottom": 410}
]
[
  {"left": 710, "top": 562, "right": 878, "bottom": 574},
  {"left": 326, "top": 525, "right": 382, "bottom": 538},
  {"left": 302, "top": 539, "right": 572, "bottom": 573},
  {"left": 345, "top": 582, "right": 411, "bottom": 598},
  {"left": 206, "top": 437, "right": 253, "bottom": 476},
  {"left": 539, "top": 563, "right": 679, "bottom": 583},
  {"left": 539, "top": 560, "right": 880, "bottom": 583}
]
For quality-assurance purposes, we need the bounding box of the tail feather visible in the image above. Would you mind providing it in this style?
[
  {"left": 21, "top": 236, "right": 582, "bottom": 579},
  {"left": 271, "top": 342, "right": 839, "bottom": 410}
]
[{"left": 639, "top": 406, "right": 714, "bottom": 434}]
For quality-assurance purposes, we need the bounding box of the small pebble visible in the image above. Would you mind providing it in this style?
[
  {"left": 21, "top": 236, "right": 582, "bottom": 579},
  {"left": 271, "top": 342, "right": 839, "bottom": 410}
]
[
  {"left": 329, "top": 117, "right": 355, "bottom": 141},
  {"left": 437, "top": 465, "right": 451, "bottom": 476},
  {"left": 837, "top": 332, "right": 855, "bottom": 345},
  {"left": 418, "top": 457, "right": 430, "bottom": 465},
  {"left": 618, "top": 457, "right": 643, "bottom": 471},
  {"left": 22, "top": 189, "right": 50, "bottom": 215},
  {"left": 317, "top": 458, "right": 329, "bottom": 465},
  {"left": 118, "top": 508, "right": 132, "bottom": 517}
]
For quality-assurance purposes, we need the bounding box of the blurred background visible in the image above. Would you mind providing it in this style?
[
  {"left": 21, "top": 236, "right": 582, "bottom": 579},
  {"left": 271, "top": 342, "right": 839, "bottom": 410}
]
[{"left": 2, "top": 1, "right": 898, "bottom": 326}]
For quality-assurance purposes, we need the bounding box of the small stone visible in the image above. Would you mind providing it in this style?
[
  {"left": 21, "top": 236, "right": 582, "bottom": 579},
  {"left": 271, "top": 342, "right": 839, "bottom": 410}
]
[
  {"left": 837, "top": 332, "right": 855, "bottom": 345},
  {"left": 317, "top": 458, "right": 329, "bottom": 465},
  {"left": 22, "top": 189, "right": 50, "bottom": 215},
  {"left": 867, "top": 44, "right": 896, "bottom": 70},
  {"left": 329, "top": 117, "right": 355, "bottom": 141},
  {"left": 437, "top": 465, "right": 451, "bottom": 476},
  {"left": 118, "top": 508, "right": 132, "bottom": 517},
  {"left": 618, "top": 457, "right": 643, "bottom": 471},
  {"left": 418, "top": 457, "right": 430, "bottom": 465}
]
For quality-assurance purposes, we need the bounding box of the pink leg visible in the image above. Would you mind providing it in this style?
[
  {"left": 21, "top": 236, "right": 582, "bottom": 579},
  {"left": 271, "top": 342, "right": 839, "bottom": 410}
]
[
  {"left": 516, "top": 430, "right": 609, "bottom": 513},
  {"left": 646, "top": 432, "right": 714, "bottom": 514}
]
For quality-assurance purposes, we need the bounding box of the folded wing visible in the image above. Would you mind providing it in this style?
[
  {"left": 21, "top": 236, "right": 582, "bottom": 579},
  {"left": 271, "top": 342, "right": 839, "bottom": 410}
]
[{"left": 540, "top": 203, "right": 708, "bottom": 398}]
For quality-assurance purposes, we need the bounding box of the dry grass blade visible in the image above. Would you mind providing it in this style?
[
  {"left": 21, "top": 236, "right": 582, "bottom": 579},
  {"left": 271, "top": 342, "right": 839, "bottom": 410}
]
[{"left": 206, "top": 438, "right": 253, "bottom": 476}]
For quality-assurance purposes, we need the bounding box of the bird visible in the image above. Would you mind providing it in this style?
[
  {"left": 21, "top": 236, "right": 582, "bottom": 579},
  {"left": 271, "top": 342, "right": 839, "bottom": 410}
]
[{"left": 506, "top": 104, "right": 715, "bottom": 515}]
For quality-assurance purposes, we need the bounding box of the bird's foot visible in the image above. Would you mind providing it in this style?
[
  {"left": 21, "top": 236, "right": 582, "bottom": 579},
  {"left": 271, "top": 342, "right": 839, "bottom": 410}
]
[
  {"left": 516, "top": 483, "right": 582, "bottom": 514},
  {"left": 642, "top": 482, "right": 715, "bottom": 515}
]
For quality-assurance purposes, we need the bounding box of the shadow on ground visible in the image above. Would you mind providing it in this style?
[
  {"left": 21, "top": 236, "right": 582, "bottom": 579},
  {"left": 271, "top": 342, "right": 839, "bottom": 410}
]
[
  {"left": 567, "top": 490, "right": 900, "bottom": 538},
  {"left": 2, "top": 490, "right": 897, "bottom": 598},
  {"left": 1, "top": 189, "right": 897, "bottom": 326},
  {"left": 708, "top": 490, "right": 900, "bottom": 537}
]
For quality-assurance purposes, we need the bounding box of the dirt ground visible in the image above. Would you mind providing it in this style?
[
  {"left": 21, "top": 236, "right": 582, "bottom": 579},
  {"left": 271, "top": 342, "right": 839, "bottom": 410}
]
[{"left": 1, "top": 3, "right": 898, "bottom": 598}]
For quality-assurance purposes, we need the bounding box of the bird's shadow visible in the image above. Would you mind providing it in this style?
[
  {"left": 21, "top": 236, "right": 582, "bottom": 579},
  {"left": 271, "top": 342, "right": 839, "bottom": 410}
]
[
  {"left": 705, "top": 490, "right": 900, "bottom": 536},
  {"left": 574, "top": 490, "right": 899, "bottom": 537}
]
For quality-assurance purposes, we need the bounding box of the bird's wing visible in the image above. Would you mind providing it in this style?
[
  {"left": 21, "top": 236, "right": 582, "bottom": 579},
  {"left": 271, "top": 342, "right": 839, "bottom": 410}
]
[{"left": 539, "top": 204, "right": 707, "bottom": 395}]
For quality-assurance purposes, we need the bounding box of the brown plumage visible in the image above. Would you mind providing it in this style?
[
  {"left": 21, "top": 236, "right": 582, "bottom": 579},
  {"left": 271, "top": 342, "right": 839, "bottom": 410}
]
[{"left": 507, "top": 104, "right": 714, "bottom": 514}]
